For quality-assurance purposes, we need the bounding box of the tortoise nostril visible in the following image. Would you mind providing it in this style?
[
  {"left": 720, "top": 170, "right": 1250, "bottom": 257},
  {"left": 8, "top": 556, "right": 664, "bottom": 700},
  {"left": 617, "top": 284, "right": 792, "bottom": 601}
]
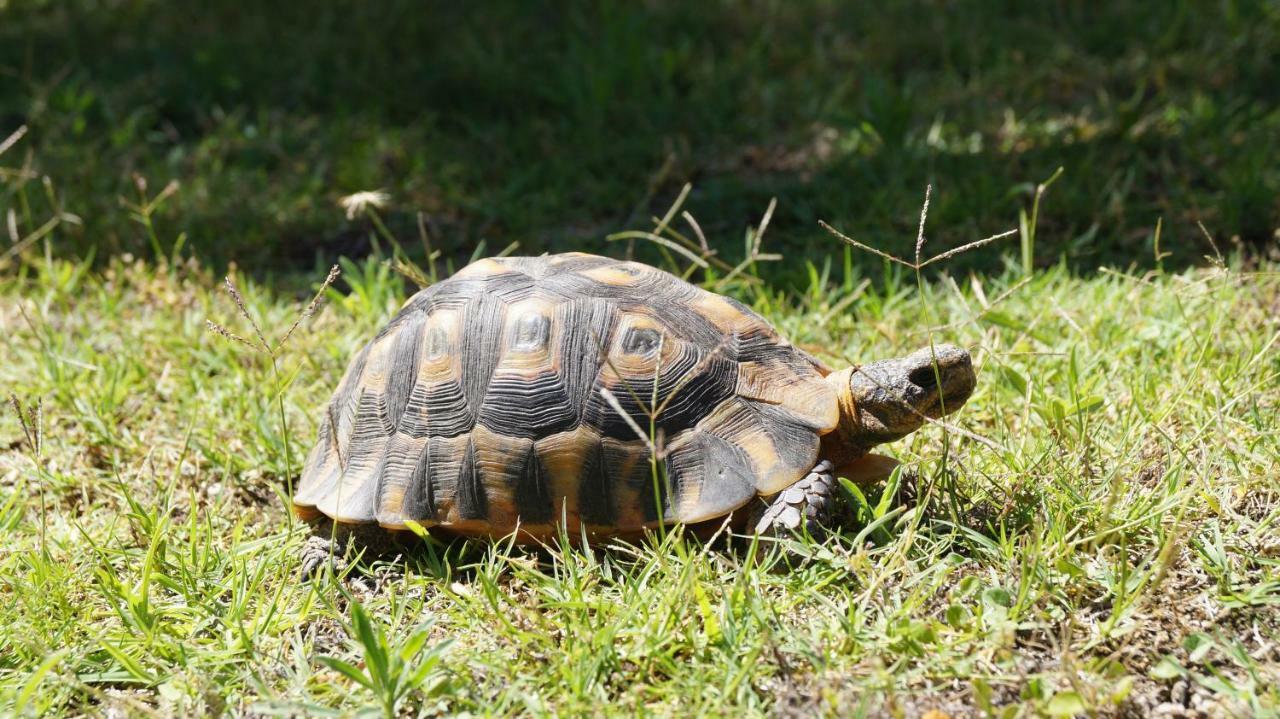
[{"left": 908, "top": 365, "right": 939, "bottom": 390}]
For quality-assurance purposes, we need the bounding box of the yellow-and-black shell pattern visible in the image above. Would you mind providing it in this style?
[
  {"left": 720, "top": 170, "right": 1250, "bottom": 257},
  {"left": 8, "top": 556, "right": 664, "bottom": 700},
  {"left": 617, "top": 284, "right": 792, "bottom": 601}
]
[{"left": 294, "top": 253, "right": 839, "bottom": 536}]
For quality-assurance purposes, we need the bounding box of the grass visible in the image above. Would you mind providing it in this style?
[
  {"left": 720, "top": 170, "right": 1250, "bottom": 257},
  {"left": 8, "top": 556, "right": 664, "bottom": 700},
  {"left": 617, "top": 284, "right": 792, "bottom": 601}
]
[
  {"left": 1, "top": 191, "right": 1277, "bottom": 714},
  {"left": 1, "top": 3, "right": 1278, "bottom": 714},
  {"left": 2, "top": 1, "right": 1279, "bottom": 276}
]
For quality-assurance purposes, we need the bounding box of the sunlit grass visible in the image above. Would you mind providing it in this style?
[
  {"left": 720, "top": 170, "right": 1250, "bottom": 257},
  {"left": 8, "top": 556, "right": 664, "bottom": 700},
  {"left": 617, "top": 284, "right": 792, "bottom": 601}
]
[{"left": 2, "top": 234, "right": 1276, "bottom": 715}]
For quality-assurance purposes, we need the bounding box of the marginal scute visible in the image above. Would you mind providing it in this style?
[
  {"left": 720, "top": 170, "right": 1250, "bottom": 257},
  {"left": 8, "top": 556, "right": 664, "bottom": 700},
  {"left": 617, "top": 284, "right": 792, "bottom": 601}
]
[
  {"left": 294, "top": 252, "right": 839, "bottom": 537},
  {"left": 373, "top": 432, "right": 427, "bottom": 527},
  {"left": 468, "top": 424, "right": 529, "bottom": 527},
  {"left": 512, "top": 446, "right": 554, "bottom": 525},
  {"left": 662, "top": 430, "right": 757, "bottom": 523},
  {"left": 532, "top": 425, "right": 601, "bottom": 524},
  {"left": 601, "top": 436, "right": 662, "bottom": 526}
]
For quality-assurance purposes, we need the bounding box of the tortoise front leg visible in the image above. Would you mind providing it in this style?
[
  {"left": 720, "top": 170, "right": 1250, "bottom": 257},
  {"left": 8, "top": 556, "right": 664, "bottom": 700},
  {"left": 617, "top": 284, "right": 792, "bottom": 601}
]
[{"left": 753, "top": 460, "right": 836, "bottom": 537}]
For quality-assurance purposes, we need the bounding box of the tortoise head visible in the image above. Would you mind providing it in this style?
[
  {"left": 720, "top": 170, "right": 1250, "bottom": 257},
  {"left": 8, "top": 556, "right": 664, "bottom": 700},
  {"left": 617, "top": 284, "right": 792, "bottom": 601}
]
[{"left": 824, "top": 344, "right": 977, "bottom": 463}]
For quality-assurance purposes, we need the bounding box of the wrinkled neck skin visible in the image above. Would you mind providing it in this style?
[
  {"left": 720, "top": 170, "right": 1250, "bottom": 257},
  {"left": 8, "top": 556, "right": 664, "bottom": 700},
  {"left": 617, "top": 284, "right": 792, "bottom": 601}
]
[{"left": 820, "top": 344, "right": 977, "bottom": 475}]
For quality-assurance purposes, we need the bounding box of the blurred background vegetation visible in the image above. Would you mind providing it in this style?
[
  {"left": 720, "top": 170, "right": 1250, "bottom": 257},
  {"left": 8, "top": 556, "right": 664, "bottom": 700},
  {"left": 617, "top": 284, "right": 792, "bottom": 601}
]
[{"left": 2, "top": 0, "right": 1277, "bottom": 282}]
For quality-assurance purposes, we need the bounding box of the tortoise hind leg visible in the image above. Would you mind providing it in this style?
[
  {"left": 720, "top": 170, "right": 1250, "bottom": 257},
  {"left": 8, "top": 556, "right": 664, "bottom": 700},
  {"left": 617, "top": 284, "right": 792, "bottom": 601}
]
[
  {"left": 752, "top": 460, "right": 836, "bottom": 538},
  {"left": 298, "top": 518, "right": 405, "bottom": 578},
  {"left": 299, "top": 518, "right": 351, "bottom": 578},
  {"left": 300, "top": 532, "right": 343, "bottom": 578}
]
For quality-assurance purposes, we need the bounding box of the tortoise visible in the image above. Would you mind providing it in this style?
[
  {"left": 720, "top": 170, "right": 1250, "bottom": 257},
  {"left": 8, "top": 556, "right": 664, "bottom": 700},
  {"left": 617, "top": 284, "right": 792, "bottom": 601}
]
[{"left": 294, "top": 252, "right": 976, "bottom": 570}]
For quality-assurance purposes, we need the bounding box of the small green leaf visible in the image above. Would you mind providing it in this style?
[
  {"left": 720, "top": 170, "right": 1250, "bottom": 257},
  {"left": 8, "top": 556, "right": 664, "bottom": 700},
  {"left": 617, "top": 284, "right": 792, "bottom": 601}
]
[
  {"left": 1001, "top": 365, "right": 1028, "bottom": 395},
  {"left": 874, "top": 465, "right": 903, "bottom": 518},
  {"left": 1183, "top": 632, "right": 1214, "bottom": 664},
  {"left": 1051, "top": 398, "right": 1067, "bottom": 423},
  {"left": 982, "top": 587, "right": 1013, "bottom": 609},
  {"left": 945, "top": 604, "right": 973, "bottom": 628},
  {"left": 407, "top": 650, "right": 445, "bottom": 685},
  {"left": 99, "top": 642, "right": 156, "bottom": 685},
  {"left": 316, "top": 656, "right": 374, "bottom": 690},
  {"left": 1055, "top": 558, "right": 1086, "bottom": 579},
  {"left": 1046, "top": 690, "right": 1087, "bottom": 716},
  {"left": 402, "top": 520, "right": 430, "bottom": 539},
  {"left": 1150, "top": 655, "right": 1186, "bottom": 680},
  {"left": 837, "top": 477, "right": 871, "bottom": 514},
  {"left": 1073, "top": 395, "right": 1105, "bottom": 414},
  {"left": 16, "top": 650, "right": 66, "bottom": 713},
  {"left": 692, "top": 583, "right": 722, "bottom": 644},
  {"left": 972, "top": 677, "right": 994, "bottom": 711},
  {"left": 398, "top": 628, "right": 430, "bottom": 661},
  {"left": 1109, "top": 676, "right": 1134, "bottom": 705},
  {"left": 349, "top": 602, "right": 389, "bottom": 689}
]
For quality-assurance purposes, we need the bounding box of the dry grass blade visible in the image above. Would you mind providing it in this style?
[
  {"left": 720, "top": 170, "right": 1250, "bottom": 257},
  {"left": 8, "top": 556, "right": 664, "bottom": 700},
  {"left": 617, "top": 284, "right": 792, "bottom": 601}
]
[
  {"left": 1196, "top": 220, "right": 1226, "bottom": 267},
  {"left": 918, "top": 229, "right": 1019, "bottom": 268},
  {"left": 752, "top": 197, "right": 777, "bottom": 257},
  {"left": 2, "top": 216, "right": 64, "bottom": 262},
  {"left": 326, "top": 403, "right": 345, "bottom": 466},
  {"left": 276, "top": 264, "right": 341, "bottom": 352},
  {"left": 915, "top": 184, "right": 932, "bottom": 267},
  {"left": 417, "top": 211, "right": 440, "bottom": 283},
  {"left": 651, "top": 336, "right": 732, "bottom": 418},
  {"left": 223, "top": 275, "right": 270, "bottom": 352},
  {"left": 606, "top": 230, "right": 711, "bottom": 268},
  {"left": 653, "top": 183, "right": 692, "bottom": 236},
  {"left": 591, "top": 327, "right": 665, "bottom": 422},
  {"left": 819, "top": 221, "right": 917, "bottom": 269},
  {"left": 598, "top": 388, "right": 661, "bottom": 459},
  {"left": 712, "top": 198, "right": 782, "bottom": 290},
  {"left": 144, "top": 180, "right": 180, "bottom": 213},
  {"left": 205, "top": 319, "right": 258, "bottom": 351},
  {"left": 8, "top": 394, "right": 40, "bottom": 454},
  {"left": 682, "top": 211, "right": 711, "bottom": 255},
  {"left": 0, "top": 125, "right": 27, "bottom": 158},
  {"left": 388, "top": 258, "right": 431, "bottom": 289},
  {"left": 821, "top": 185, "right": 1017, "bottom": 271},
  {"left": 7, "top": 394, "right": 46, "bottom": 555}
]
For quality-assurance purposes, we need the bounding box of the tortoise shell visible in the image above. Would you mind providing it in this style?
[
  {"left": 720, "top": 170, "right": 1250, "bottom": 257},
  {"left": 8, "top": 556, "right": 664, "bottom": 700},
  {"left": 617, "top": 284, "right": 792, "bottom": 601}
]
[{"left": 294, "top": 253, "right": 840, "bottom": 538}]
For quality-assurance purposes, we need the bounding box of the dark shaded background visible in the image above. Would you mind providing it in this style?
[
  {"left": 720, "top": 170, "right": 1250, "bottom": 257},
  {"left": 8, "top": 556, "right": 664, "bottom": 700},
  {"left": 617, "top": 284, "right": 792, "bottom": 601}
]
[{"left": 2, "top": 0, "right": 1277, "bottom": 282}]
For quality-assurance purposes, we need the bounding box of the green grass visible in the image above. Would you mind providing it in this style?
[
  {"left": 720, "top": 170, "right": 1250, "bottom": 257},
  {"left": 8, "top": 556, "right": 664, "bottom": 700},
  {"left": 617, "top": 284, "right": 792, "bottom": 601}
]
[
  {"left": 2, "top": 1, "right": 1279, "bottom": 277},
  {"left": 2, "top": 3, "right": 1279, "bottom": 714},
  {"left": 2, "top": 219, "right": 1277, "bottom": 714}
]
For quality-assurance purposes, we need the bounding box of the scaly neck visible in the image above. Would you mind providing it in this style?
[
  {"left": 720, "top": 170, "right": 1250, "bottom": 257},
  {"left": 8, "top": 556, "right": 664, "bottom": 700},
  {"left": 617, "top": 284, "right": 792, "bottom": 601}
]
[{"left": 819, "top": 367, "right": 868, "bottom": 469}]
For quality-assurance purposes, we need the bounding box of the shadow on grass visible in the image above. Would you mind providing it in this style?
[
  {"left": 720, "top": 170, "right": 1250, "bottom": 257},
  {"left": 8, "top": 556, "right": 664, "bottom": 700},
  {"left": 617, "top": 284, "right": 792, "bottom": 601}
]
[{"left": 2, "top": 1, "right": 1278, "bottom": 280}]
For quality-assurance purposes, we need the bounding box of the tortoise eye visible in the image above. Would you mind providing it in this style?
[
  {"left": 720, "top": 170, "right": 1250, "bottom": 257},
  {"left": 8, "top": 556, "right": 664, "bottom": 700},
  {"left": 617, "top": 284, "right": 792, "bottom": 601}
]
[
  {"left": 621, "top": 327, "right": 661, "bottom": 355},
  {"left": 511, "top": 313, "right": 550, "bottom": 350}
]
